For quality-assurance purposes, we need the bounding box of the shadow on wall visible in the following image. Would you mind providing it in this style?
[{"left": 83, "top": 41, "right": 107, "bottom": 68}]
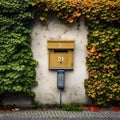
[{"left": 1, "top": 93, "right": 32, "bottom": 107}]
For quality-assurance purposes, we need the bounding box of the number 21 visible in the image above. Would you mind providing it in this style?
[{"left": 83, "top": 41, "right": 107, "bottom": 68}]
[{"left": 58, "top": 56, "right": 64, "bottom": 63}]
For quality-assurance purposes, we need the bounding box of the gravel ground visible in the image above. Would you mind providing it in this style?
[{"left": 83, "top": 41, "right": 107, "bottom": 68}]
[{"left": 0, "top": 109, "right": 120, "bottom": 120}]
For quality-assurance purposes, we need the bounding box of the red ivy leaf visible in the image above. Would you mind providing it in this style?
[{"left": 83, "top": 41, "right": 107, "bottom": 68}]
[
  {"left": 83, "top": 106, "right": 101, "bottom": 112},
  {"left": 112, "top": 107, "right": 120, "bottom": 112}
]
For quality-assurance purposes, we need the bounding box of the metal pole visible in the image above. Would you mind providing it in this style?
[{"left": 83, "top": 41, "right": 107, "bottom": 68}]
[{"left": 60, "top": 89, "right": 62, "bottom": 108}]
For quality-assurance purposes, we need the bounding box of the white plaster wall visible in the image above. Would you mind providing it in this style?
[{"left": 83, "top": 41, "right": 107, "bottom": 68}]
[{"left": 31, "top": 16, "right": 90, "bottom": 104}]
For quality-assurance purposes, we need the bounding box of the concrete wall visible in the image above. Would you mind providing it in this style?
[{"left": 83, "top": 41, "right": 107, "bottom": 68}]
[{"left": 31, "top": 16, "right": 90, "bottom": 105}]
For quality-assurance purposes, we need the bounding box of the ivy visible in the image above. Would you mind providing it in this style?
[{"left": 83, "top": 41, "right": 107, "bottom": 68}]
[
  {"left": 82, "top": 0, "right": 120, "bottom": 107},
  {"left": 0, "top": 0, "right": 37, "bottom": 97},
  {"left": 31, "top": 0, "right": 82, "bottom": 24}
]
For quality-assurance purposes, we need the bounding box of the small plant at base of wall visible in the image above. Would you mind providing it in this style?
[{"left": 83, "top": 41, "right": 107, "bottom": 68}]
[{"left": 63, "top": 103, "right": 83, "bottom": 111}]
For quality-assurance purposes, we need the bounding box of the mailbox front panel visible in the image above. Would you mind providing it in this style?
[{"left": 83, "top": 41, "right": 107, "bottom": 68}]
[
  {"left": 49, "top": 51, "right": 73, "bottom": 70},
  {"left": 47, "top": 40, "right": 74, "bottom": 70}
]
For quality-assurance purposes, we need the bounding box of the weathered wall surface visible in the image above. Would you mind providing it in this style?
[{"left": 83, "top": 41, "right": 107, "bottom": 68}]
[{"left": 31, "top": 16, "right": 90, "bottom": 105}]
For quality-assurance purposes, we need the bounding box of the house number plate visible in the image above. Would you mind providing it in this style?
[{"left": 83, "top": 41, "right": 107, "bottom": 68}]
[{"left": 58, "top": 56, "right": 64, "bottom": 63}]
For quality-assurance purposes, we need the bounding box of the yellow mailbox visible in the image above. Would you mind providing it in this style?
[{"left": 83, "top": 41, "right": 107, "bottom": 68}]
[{"left": 47, "top": 40, "right": 74, "bottom": 70}]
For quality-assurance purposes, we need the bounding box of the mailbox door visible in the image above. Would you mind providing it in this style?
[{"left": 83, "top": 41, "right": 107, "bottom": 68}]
[{"left": 49, "top": 50, "right": 73, "bottom": 70}]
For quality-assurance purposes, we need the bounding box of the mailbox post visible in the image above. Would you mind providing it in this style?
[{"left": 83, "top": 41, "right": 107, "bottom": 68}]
[{"left": 47, "top": 40, "right": 74, "bottom": 107}]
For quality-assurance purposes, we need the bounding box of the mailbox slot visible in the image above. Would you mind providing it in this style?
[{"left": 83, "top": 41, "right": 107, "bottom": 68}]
[
  {"left": 54, "top": 50, "right": 68, "bottom": 52},
  {"left": 48, "top": 40, "right": 74, "bottom": 70}
]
